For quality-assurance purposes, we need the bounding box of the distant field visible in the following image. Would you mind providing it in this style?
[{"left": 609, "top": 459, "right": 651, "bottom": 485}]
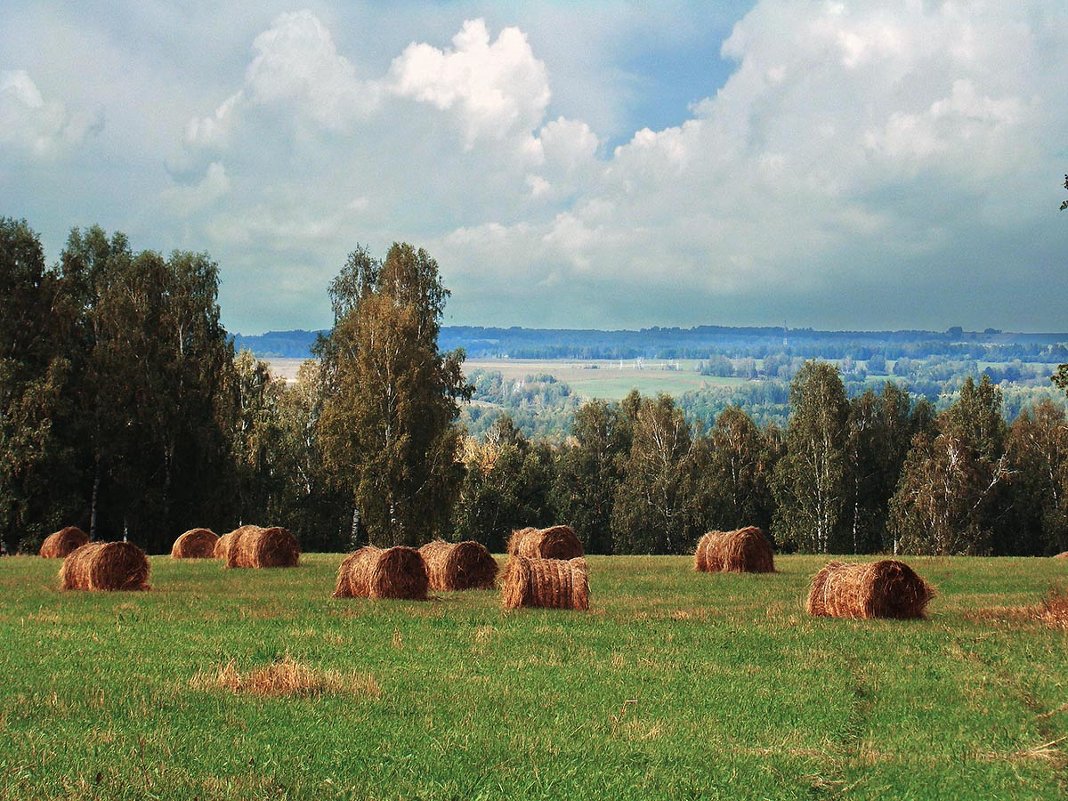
[
  {"left": 464, "top": 359, "right": 747, "bottom": 401},
  {"left": 1, "top": 554, "right": 1065, "bottom": 800},
  {"left": 267, "top": 356, "right": 747, "bottom": 400}
]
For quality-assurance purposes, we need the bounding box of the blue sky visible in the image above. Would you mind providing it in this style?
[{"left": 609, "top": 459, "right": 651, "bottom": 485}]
[{"left": 2, "top": 1, "right": 1067, "bottom": 334}]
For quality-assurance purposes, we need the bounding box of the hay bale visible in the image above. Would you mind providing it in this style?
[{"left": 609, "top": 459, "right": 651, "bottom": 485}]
[
  {"left": 501, "top": 556, "right": 589, "bottom": 611},
  {"left": 333, "top": 546, "right": 428, "bottom": 600},
  {"left": 216, "top": 524, "right": 259, "bottom": 560},
  {"left": 694, "top": 527, "right": 774, "bottom": 573},
  {"left": 508, "top": 525, "right": 584, "bottom": 560},
  {"left": 418, "top": 539, "right": 498, "bottom": 591},
  {"left": 59, "top": 542, "right": 150, "bottom": 591},
  {"left": 1054, "top": 551, "right": 1068, "bottom": 559},
  {"left": 171, "top": 528, "right": 219, "bottom": 559},
  {"left": 39, "top": 526, "right": 89, "bottom": 558},
  {"left": 806, "top": 560, "right": 934, "bottom": 620},
  {"left": 225, "top": 526, "right": 299, "bottom": 569},
  {"left": 506, "top": 527, "right": 537, "bottom": 556}
]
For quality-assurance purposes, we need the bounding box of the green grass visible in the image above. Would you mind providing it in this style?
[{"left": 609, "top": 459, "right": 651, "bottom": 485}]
[{"left": 1, "top": 554, "right": 1065, "bottom": 800}]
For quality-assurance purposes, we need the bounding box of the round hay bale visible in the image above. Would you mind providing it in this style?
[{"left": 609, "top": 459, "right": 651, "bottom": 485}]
[
  {"left": 225, "top": 526, "right": 299, "bottom": 569},
  {"left": 333, "top": 545, "right": 428, "bottom": 600},
  {"left": 39, "top": 526, "right": 89, "bottom": 558},
  {"left": 1054, "top": 551, "right": 1068, "bottom": 559},
  {"left": 509, "top": 525, "right": 584, "bottom": 560},
  {"left": 171, "top": 528, "right": 219, "bottom": 559},
  {"left": 806, "top": 560, "right": 934, "bottom": 620},
  {"left": 419, "top": 539, "right": 498, "bottom": 591},
  {"left": 59, "top": 542, "right": 150, "bottom": 591},
  {"left": 694, "top": 527, "right": 774, "bottom": 573},
  {"left": 501, "top": 555, "right": 589, "bottom": 611},
  {"left": 506, "top": 527, "right": 537, "bottom": 556}
]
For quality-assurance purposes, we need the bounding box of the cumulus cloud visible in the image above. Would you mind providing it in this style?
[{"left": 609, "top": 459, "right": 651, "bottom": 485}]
[
  {"left": 389, "top": 18, "right": 550, "bottom": 149},
  {"left": 0, "top": 69, "right": 99, "bottom": 156},
  {"left": 183, "top": 9, "right": 378, "bottom": 153},
  {"left": 9, "top": 3, "right": 1066, "bottom": 333},
  {"left": 430, "top": 0, "right": 1067, "bottom": 328}
]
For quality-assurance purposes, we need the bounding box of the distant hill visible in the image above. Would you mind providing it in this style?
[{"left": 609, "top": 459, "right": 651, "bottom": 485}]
[{"left": 232, "top": 326, "right": 1068, "bottom": 362}]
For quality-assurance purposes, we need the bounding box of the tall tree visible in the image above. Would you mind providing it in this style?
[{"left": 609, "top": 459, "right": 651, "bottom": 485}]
[
  {"left": 772, "top": 362, "right": 849, "bottom": 553},
  {"left": 611, "top": 394, "right": 698, "bottom": 554},
  {"left": 50, "top": 228, "right": 236, "bottom": 551},
  {"left": 841, "top": 383, "right": 931, "bottom": 553},
  {"left": 690, "top": 405, "right": 778, "bottom": 534},
  {"left": 317, "top": 243, "right": 471, "bottom": 546},
  {"left": 888, "top": 376, "right": 1011, "bottom": 555},
  {"left": 1004, "top": 399, "right": 1068, "bottom": 555},
  {"left": 0, "top": 219, "right": 78, "bottom": 551},
  {"left": 550, "top": 399, "right": 633, "bottom": 554},
  {"left": 453, "top": 415, "right": 555, "bottom": 550}
]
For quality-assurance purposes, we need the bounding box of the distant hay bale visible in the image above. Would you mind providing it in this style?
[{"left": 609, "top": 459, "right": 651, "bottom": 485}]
[
  {"left": 507, "top": 525, "right": 584, "bottom": 560},
  {"left": 501, "top": 556, "right": 589, "bottom": 611},
  {"left": 59, "top": 542, "right": 150, "bottom": 591},
  {"left": 419, "top": 539, "right": 498, "bottom": 591},
  {"left": 806, "top": 560, "right": 934, "bottom": 620},
  {"left": 694, "top": 527, "right": 775, "bottom": 573},
  {"left": 171, "top": 528, "right": 219, "bottom": 559},
  {"left": 332, "top": 546, "right": 428, "bottom": 600},
  {"left": 1054, "top": 551, "right": 1068, "bottom": 559},
  {"left": 216, "top": 525, "right": 260, "bottom": 560},
  {"left": 225, "top": 526, "right": 299, "bottom": 569},
  {"left": 39, "top": 526, "right": 89, "bottom": 558}
]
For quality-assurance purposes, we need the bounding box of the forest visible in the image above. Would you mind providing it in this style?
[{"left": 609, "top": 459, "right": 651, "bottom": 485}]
[{"left": 3, "top": 217, "right": 1067, "bottom": 558}]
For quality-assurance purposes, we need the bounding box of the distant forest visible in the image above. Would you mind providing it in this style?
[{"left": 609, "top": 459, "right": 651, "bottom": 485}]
[
  {"left": 4, "top": 217, "right": 1067, "bottom": 560},
  {"left": 235, "top": 325, "right": 1068, "bottom": 362}
]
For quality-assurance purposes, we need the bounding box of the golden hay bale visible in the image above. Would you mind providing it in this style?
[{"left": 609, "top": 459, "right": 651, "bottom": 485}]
[
  {"left": 508, "top": 525, "right": 584, "bottom": 560},
  {"left": 59, "top": 542, "right": 150, "bottom": 591},
  {"left": 216, "top": 525, "right": 260, "bottom": 560},
  {"left": 332, "top": 546, "right": 428, "bottom": 600},
  {"left": 419, "top": 539, "right": 498, "bottom": 591},
  {"left": 39, "top": 526, "right": 89, "bottom": 558},
  {"left": 694, "top": 527, "right": 775, "bottom": 573},
  {"left": 501, "top": 556, "right": 589, "bottom": 611},
  {"left": 171, "top": 528, "right": 219, "bottom": 559},
  {"left": 806, "top": 560, "right": 934, "bottom": 620},
  {"left": 1054, "top": 551, "right": 1068, "bottom": 559},
  {"left": 506, "top": 527, "right": 537, "bottom": 556},
  {"left": 225, "top": 526, "right": 299, "bottom": 569}
]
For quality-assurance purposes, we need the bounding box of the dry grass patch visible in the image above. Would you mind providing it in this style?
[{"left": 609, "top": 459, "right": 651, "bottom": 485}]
[
  {"left": 191, "top": 655, "right": 381, "bottom": 699},
  {"left": 967, "top": 587, "right": 1068, "bottom": 630}
]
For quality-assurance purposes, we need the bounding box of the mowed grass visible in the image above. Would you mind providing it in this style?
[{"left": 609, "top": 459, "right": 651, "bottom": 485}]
[{"left": 1, "top": 554, "right": 1065, "bottom": 801}]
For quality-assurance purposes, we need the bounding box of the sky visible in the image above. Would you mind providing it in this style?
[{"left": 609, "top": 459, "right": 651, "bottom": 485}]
[{"left": 3, "top": 1, "right": 1068, "bottom": 335}]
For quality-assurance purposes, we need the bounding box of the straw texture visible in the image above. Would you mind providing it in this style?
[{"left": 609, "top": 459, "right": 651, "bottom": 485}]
[{"left": 59, "top": 542, "right": 150, "bottom": 591}]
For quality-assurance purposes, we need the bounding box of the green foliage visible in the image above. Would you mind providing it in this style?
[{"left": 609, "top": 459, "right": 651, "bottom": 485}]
[
  {"left": 611, "top": 395, "right": 702, "bottom": 554},
  {"left": 452, "top": 416, "right": 556, "bottom": 550},
  {"left": 689, "top": 405, "right": 780, "bottom": 535},
  {"left": 889, "top": 378, "right": 1012, "bottom": 555},
  {"left": 0, "top": 218, "right": 76, "bottom": 551},
  {"left": 550, "top": 400, "right": 633, "bottom": 553},
  {"left": 772, "top": 362, "right": 850, "bottom": 553},
  {"left": 317, "top": 243, "right": 471, "bottom": 546},
  {"left": 1004, "top": 399, "right": 1068, "bottom": 555}
]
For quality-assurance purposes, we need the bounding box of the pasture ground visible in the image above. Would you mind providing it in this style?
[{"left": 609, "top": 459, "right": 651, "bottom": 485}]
[{"left": 1, "top": 554, "right": 1065, "bottom": 800}]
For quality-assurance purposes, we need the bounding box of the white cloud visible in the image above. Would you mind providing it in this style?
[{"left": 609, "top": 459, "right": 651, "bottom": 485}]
[
  {"left": 7, "top": 2, "right": 1068, "bottom": 334},
  {"left": 0, "top": 69, "right": 98, "bottom": 156},
  {"left": 388, "top": 18, "right": 550, "bottom": 149}
]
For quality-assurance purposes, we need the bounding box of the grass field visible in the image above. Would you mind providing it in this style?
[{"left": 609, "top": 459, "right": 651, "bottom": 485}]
[{"left": 2, "top": 554, "right": 1065, "bottom": 800}]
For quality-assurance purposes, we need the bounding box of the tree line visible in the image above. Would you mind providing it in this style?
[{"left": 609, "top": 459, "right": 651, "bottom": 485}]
[{"left": 2, "top": 218, "right": 1066, "bottom": 556}]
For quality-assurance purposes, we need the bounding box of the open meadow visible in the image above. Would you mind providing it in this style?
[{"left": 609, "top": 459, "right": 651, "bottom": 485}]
[{"left": 1, "top": 554, "right": 1066, "bottom": 801}]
